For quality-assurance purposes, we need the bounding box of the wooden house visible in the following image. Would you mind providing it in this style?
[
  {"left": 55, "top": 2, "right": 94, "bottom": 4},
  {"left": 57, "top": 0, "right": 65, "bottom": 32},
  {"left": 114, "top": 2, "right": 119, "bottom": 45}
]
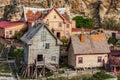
[
  {"left": 67, "top": 33, "right": 110, "bottom": 69},
  {"left": 21, "top": 22, "right": 62, "bottom": 77},
  {"left": 0, "top": 21, "right": 26, "bottom": 38},
  {"left": 24, "top": 7, "right": 76, "bottom": 39}
]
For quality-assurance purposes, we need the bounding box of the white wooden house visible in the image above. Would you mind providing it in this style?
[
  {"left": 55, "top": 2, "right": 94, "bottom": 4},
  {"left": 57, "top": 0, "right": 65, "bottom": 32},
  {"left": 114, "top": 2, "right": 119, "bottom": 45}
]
[
  {"left": 67, "top": 33, "right": 110, "bottom": 69},
  {"left": 21, "top": 23, "right": 62, "bottom": 77}
]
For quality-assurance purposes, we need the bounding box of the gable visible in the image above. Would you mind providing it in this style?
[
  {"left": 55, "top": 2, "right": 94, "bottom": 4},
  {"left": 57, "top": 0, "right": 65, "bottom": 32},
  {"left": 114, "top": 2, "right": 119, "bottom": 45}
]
[
  {"left": 21, "top": 23, "right": 62, "bottom": 45},
  {"left": 29, "top": 26, "right": 57, "bottom": 44},
  {"left": 43, "top": 9, "right": 64, "bottom": 22}
]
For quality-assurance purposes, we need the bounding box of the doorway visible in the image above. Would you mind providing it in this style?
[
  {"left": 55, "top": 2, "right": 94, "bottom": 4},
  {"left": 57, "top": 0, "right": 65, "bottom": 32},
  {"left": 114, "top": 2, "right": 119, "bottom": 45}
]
[{"left": 57, "top": 32, "right": 60, "bottom": 39}]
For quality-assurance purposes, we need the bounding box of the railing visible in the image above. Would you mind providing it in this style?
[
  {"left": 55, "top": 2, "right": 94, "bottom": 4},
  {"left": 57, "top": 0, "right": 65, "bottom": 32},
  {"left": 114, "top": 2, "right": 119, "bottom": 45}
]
[{"left": 110, "top": 57, "right": 120, "bottom": 66}]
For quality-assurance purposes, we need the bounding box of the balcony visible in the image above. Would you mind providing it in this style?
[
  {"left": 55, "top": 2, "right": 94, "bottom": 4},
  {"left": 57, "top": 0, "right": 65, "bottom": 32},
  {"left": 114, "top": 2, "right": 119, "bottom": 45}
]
[{"left": 110, "top": 57, "right": 120, "bottom": 66}]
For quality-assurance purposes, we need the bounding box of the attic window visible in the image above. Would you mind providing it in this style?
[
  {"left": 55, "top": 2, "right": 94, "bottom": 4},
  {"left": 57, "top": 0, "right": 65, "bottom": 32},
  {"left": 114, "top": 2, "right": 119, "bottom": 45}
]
[
  {"left": 54, "top": 15, "right": 56, "bottom": 19},
  {"left": 41, "top": 31, "right": 46, "bottom": 41}
]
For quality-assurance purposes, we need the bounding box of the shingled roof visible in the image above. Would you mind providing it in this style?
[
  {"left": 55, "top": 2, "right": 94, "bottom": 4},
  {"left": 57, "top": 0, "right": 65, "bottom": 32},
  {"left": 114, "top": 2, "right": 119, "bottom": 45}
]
[
  {"left": 21, "top": 23, "right": 62, "bottom": 45},
  {"left": 70, "top": 34, "right": 110, "bottom": 54}
]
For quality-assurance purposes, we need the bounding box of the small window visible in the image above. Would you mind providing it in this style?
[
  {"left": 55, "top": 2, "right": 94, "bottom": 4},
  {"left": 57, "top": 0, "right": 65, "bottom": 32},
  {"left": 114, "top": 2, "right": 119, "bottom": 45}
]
[
  {"left": 41, "top": 31, "right": 46, "bottom": 41},
  {"left": 9, "top": 31, "right": 12, "bottom": 35},
  {"left": 37, "top": 55, "right": 43, "bottom": 61},
  {"left": 98, "top": 56, "right": 102, "bottom": 62},
  {"left": 66, "top": 31, "right": 70, "bottom": 36},
  {"left": 15, "top": 30, "right": 18, "bottom": 34},
  {"left": 51, "top": 56, "right": 56, "bottom": 61},
  {"left": 45, "top": 43, "right": 50, "bottom": 49},
  {"left": 6, "top": 31, "right": 9, "bottom": 34},
  {"left": 66, "top": 24, "right": 70, "bottom": 28},
  {"left": 59, "top": 23, "right": 62, "bottom": 27},
  {"left": 78, "top": 57, "right": 83, "bottom": 63},
  {"left": 54, "top": 15, "right": 56, "bottom": 19}
]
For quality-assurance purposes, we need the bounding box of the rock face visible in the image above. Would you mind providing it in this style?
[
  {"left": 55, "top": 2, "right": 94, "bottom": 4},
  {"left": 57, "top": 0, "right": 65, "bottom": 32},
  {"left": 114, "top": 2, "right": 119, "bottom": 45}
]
[
  {"left": 3, "top": 5, "right": 23, "bottom": 22},
  {"left": 37, "top": 0, "right": 120, "bottom": 21},
  {"left": 1, "top": 0, "right": 120, "bottom": 21}
]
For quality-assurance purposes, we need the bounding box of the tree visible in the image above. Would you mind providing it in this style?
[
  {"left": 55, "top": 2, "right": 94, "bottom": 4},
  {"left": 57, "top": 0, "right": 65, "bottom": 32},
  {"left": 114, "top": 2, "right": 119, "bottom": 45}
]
[
  {"left": 72, "top": 16, "right": 94, "bottom": 29},
  {"left": 102, "top": 18, "right": 120, "bottom": 30},
  {"left": 108, "top": 37, "right": 118, "bottom": 45}
]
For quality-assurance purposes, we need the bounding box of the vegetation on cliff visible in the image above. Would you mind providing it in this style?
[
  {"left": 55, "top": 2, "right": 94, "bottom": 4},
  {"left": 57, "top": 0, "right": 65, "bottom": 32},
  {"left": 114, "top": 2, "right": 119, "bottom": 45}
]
[{"left": 72, "top": 16, "right": 94, "bottom": 29}]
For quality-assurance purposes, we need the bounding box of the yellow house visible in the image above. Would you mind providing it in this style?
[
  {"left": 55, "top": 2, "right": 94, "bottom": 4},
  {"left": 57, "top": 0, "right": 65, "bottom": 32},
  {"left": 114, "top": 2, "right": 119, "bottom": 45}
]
[
  {"left": 67, "top": 33, "right": 110, "bottom": 69},
  {"left": 25, "top": 7, "right": 76, "bottom": 39},
  {"left": 0, "top": 21, "right": 26, "bottom": 38}
]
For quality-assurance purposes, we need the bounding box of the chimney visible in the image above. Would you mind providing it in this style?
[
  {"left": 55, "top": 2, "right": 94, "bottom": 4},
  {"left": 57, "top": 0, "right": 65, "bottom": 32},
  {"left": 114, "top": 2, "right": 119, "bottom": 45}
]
[{"left": 80, "top": 28, "right": 85, "bottom": 42}]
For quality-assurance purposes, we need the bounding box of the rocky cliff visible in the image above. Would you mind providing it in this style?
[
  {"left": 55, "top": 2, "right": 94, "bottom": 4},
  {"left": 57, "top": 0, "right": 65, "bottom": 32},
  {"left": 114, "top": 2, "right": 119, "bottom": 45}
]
[
  {"left": 1, "top": 0, "right": 120, "bottom": 22},
  {"left": 37, "top": 0, "right": 120, "bottom": 21}
]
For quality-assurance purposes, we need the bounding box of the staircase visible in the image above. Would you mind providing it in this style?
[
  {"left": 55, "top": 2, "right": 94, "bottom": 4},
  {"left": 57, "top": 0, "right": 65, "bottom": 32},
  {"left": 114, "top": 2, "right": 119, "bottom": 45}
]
[
  {"left": 0, "top": 46, "right": 11, "bottom": 61},
  {"left": 45, "top": 63, "right": 57, "bottom": 72}
]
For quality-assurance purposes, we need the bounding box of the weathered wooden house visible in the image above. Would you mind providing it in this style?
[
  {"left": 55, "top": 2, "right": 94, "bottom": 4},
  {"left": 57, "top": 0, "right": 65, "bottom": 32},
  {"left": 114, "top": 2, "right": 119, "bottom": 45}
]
[
  {"left": 67, "top": 33, "right": 110, "bottom": 69},
  {"left": 21, "top": 23, "right": 62, "bottom": 77}
]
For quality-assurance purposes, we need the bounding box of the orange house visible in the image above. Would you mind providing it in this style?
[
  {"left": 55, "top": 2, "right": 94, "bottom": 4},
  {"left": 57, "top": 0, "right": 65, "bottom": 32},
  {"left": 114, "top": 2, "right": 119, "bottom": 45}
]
[
  {"left": 25, "top": 7, "right": 76, "bottom": 39},
  {"left": 0, "top": 21, "right": 26, "bottom": 38}
]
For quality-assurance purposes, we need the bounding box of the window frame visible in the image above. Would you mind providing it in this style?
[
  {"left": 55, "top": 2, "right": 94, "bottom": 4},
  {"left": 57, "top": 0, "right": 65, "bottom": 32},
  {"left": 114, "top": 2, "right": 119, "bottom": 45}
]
[
  {"left": 78, "top": 57, "right": 83, "bottom": 64},
  {"left": 98, "top": 56, "right": 102, "bottom": 62},
  {"left": 45, "top": 43, "right": 50, "bottom": 49},
  {"left": 66, "top": 24, "right": 70, "bottom": 28},
  {"left": 54, "top": 15, "right": 56, "bottom": 19},
  {"left": 41, "top": 31, "right": 46, "bottom": 41},
  {"left": 9, "top": 31, "right": 12, "bottom": 35},
  {"left": 59, "top": 22, "right": 62, "bottom": 27}
]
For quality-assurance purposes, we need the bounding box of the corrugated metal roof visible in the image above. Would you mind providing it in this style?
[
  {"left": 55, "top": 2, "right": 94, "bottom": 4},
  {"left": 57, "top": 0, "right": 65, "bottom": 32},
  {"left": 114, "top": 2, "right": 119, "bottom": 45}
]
[{"left": 21, "top": 23, "right": 62, "bottom": 45}]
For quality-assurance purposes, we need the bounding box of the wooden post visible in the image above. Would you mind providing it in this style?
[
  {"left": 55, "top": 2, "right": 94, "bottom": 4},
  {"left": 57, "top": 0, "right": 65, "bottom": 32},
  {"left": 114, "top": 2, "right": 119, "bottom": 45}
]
[{"left": 27, "top": 65, "right": 30, "bottom": 77}]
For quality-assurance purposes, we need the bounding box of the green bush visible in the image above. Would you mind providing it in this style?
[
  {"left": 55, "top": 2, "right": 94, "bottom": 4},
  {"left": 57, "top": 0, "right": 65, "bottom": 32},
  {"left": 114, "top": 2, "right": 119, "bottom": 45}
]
[
  {"left": 108, "top": 37, "right": 118, "bottom": 45},
  {"left": 84, "top": 71, "right": 114, "bottom": 80},
  {"left": 118, "top": 76, "right": 120, "bottom": 80},
  {"left": 72, "top": 16, "right": 94, "bottom": 29}
]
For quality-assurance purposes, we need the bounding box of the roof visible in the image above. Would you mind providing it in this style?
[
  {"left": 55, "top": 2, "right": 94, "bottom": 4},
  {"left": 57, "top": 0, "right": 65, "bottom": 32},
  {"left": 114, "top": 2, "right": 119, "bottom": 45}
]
[
  {"left": 111, "top": 50, "right": 120, "bottom": 55},
  {"left": 72, "top": 28, "right": 91, "bottom": 32},
  {"left": 21, "top": 23, "right": 62, "bottom": 45},
  {"left": 70, "top": 34, "right": 110, "bottom": 54},
  {"left": 0, "top": 21, "right": 25, "bottom": 29},
  {"left": 24, "top": 7, "right": 71, "bottom": 23}
]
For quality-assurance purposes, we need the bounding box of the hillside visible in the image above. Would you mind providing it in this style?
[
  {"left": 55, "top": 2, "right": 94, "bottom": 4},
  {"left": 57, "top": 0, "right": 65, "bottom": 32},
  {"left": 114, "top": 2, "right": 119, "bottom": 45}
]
[{"left": 1, "top": 0, "right": 120, "bottom": 22}]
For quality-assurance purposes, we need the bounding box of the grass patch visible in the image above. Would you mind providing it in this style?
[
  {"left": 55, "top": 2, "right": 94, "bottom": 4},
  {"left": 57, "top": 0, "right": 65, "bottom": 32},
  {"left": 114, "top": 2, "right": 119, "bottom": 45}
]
[
  {"left": 0, "top": 62, "right": 10, "bottom": 73},
  {"left": 118, "top": 76, "right": 120, "bottom": 80},
  {"left": 0, "top": 42, "right": 4, "bottom": 56},
  {"left": 84, "top": 71, "right": 114, "bottom": 80}
]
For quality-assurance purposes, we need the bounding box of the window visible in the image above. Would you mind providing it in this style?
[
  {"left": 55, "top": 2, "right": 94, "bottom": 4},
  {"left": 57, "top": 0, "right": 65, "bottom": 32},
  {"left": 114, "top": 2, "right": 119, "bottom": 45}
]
[
  {"left": 37, "top": 55, "right": 43, "bottom": 61},
  {"left": 41, "top": 31, "right": 46, "bottom": 41},
  {"left": 54, "top": 15, "right": 56, "bottom": 19},
  {"left": 9, "top": 31, "right": 12, "bottom": 35},
  {"left": 66, "top": 32, "right": 70, "bottom": 36},
  {"left": 98, "top": 56, "right": 102, "bottom": 62},
  {"left": 6, "top": 31, "right": 9, "bottom": 34},
  {"left": 51, "top": 56, "right": 56, "bottom": 61},
  {"left": 15, "top": 30, "right": 18, "bottom": 34},
  {"left": 66, "top": 24, "right": 70, "bottom": 28},
  {"left": 59, "top": 23, "right": 62, "bottom": 27},
  {"left": 78, "top": 57, "right": 83, "bottom": 63},
  {"left": 45, "top": 43, "right": 50, "bottom": 49}
]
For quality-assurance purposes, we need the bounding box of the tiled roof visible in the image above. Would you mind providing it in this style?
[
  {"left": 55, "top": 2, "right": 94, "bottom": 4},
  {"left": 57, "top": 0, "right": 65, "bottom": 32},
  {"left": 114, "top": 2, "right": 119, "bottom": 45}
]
[
  {"left": 24, "top": 7, "right": 71, "bottom": 23},
  {"left": 0, "top": 21, "right": 25, "bottom": 29},
  {"left": 72, "top": 28, "right": 91, "bottom": 32},
  {"left": 70, "top": 34, "right": 110, "bottom": 54}
]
